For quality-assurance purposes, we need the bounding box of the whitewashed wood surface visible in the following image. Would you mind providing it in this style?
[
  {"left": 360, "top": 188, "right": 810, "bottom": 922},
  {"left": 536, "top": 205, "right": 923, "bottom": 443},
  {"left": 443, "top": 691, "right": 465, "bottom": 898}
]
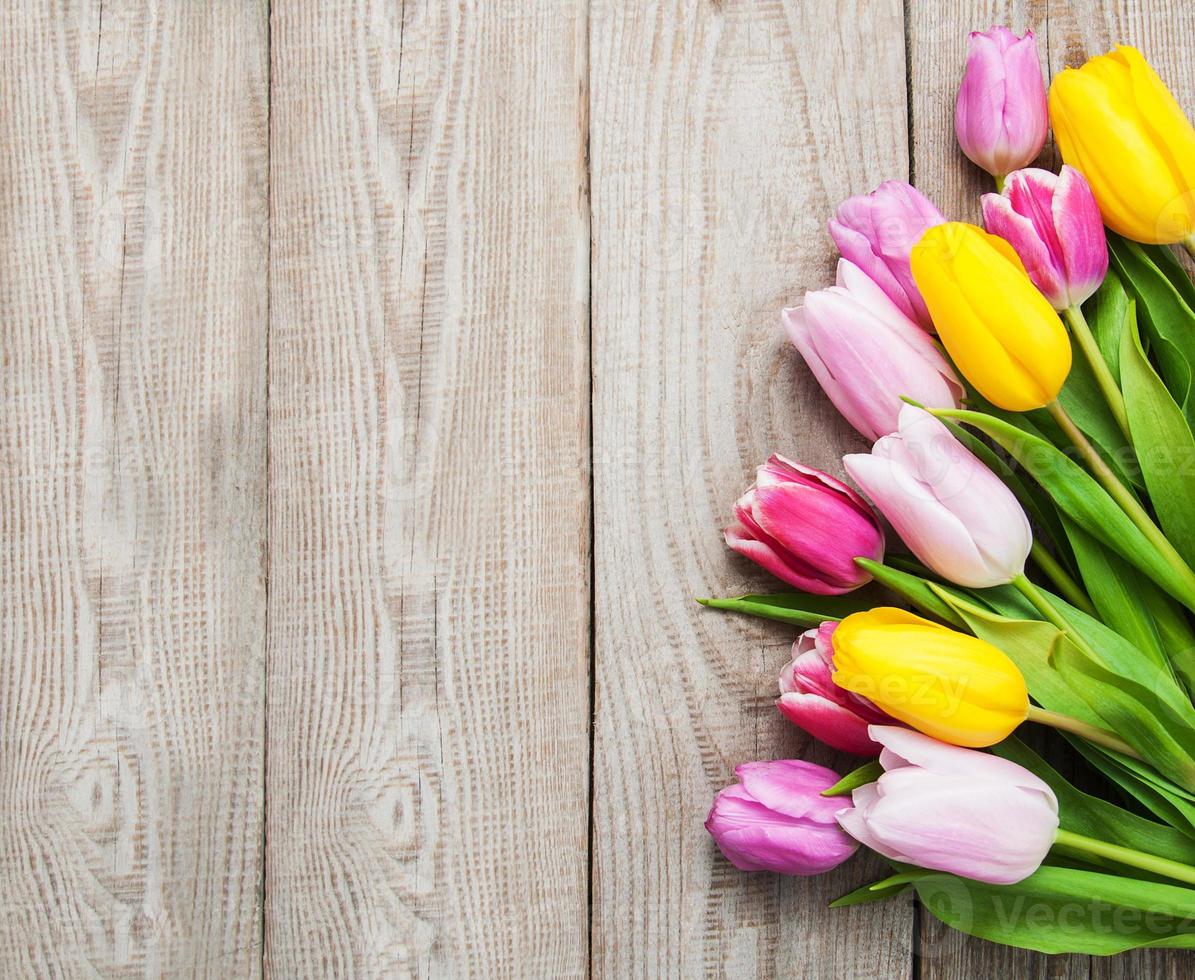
[{"left": 0, "top": 1, "right": 1192, "bottom": 977}]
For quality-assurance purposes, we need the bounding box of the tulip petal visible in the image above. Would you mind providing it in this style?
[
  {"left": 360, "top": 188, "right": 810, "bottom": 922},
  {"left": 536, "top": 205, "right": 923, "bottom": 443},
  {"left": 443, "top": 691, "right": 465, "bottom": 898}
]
[
  {"left": 868, "top": 725, "right": 1055, "bottom": 799},
  {"left": 707, "top": 765, "right": 861, "bottom": 876},
  {"left": 912, "top": 223, "right": 1070, "bottom": 410},
  {"left": 724, "top": 520, "right": 851, "bottom": 594},
  {"left": 751, "top": 482, "right": 881, "bottom": 586},
  {"left": 829, "top": 182, "right": 944, "bottom": 330},
  {"left": 1051, "top": 63, "right": 1193, "bottom": 242},
  {"left": 736, "top": 760, "right": 845, "bottom": 822},
  {"left": 855, "top": 768, "right": 1058, "bottom": 884},
  {"left": 778, "top": 693, "right": 884, "bottom": 755},
  {"left": 843, "top": 450, "right": 1000, "bottom": 587},
  {"left": 829, "top": 219, "right": 920, "bottom": 325},
  {"left": 717, "top": 822, "right": 860, "bottom": 876},
  {"left": 1052, "top": 165, "right": 1109, "bottom": 306},
  {"left": 830, "top": 608, "right": 1029, "bottom": 747}
]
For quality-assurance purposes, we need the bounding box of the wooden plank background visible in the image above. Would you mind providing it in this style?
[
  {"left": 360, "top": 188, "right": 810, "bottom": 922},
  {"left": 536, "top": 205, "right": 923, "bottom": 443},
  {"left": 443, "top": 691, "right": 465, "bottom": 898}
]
[{"left": 0, "top": 1, "right": 1191, "bottom": 977}]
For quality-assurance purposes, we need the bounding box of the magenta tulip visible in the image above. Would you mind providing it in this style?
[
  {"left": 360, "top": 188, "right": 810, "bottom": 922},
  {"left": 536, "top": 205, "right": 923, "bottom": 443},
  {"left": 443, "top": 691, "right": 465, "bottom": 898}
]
[
  {"left": 837, "top": 726, "right": 1058, "bottom": 885},
  {"left": 778, "top": 622, "right": 893, "bottom": 756},
  {"left": 724, "top": 455, "right": 884, "bottom": 593},
  {"left": 706, "top": 760, "right": 860, "bottom": 875},
  {"left": 783, "top": 259, "right": 962, "bottom": 442},
  {"left": 982, "top": 166, "right": 1109, "bottom": 310},
  {"left": 843, "top": 405, "right": 1032, "bottom": 588},
  {"left": 956, "top": 27, "right": 1048, "bottom": 179},
  {"left": 828, "top": 181, "right": 946, "bottom": 330}
]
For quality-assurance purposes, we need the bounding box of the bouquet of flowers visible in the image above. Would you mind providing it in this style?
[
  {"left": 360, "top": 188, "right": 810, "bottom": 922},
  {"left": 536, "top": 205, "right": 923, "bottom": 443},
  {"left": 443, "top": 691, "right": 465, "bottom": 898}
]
[{"left": 702, "top": 27, "right": 1195, "bottom": 955}]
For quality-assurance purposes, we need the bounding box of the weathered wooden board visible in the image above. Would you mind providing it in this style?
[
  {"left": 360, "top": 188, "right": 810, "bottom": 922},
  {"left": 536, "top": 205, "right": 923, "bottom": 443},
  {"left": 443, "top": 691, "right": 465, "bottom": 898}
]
[
  {"left": 0, "top": 2, "right": 269, "bottom": 976},
  {"left": 909, "top": 1, "right": 1195, "bottom": 976},
  {"left": 588, "top": 0, "right": 915, "bottom": 975},
  {"left": 2, "top": 1, "right": 1193, "bottom": 977},
  {"left": 264, "top": 1, "right": 591, "bottom": 976}
]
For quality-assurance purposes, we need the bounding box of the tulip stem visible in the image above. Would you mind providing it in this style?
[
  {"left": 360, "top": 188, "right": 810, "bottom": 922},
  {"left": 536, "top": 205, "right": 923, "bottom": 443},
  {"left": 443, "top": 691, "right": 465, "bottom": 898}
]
[
  {"left": 1025, "top": 705, "right": 1141, "bottom": 759},
  {"left": 1012, "top": 574, "right": 1104, "bottom": 666},
  {"left": 1183, "top": 236, "right": 1195, "bottom": 263},
  {"left": 1028, "top": 543, "right": 1095, "bottom": 617},
  {"left": 1046, "top": 399, "right": 1195, "bottom": 607},
  {"left": 1053, "top": 828, "right": 1195, "bottom": 887},
  {"left": 1063, "top": 305, "right": 1131, "bottom": 443}
]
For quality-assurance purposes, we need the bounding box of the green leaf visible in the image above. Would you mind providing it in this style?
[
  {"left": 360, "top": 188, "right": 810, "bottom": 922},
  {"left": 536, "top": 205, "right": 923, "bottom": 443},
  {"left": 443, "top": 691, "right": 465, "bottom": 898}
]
[
  {"left": 1083, "top": 265, "right": 1130, "bottom": 380},
  {"left": 915, "top": 866, "right": 1195, "bottom": 954},
  {"left": 1057, "top": 326, "right": 1141, "bottom": 490},
  {"left": 937, "top": 407, "right": 1195, "bottom": 610},
  {"left": 1084, "top": 751, "right": 1195, "bottom": 840},
  {"left": 1146, "top": 241, "right": 1195, "bottom": 313},
  {"left": 964, "top": 382, "right": 1142, "bottom": 490},
  {"left": 996, "top": 738, "right": 1195, "bottom": 868},
  {"left": 852, "top": 559, "right": 966, "bottom": 627},
  {"left": 1050, "top": 637, "right": 1195, "bottom": 791},
  {"left": 695, "top": 591, "right": 880, "bottom": 627},
  {"left": 821, "top": 760, "right": 882, "bottom": 797},
  {"left": 937, "top": 584, "right": 1188, "bottom": 717},
  {"left": 829, "top": 873, "right": 920, "bottom": 909},
  {"left": 1063, "top": 519, "right": 1179, "bottom": 674},
  {"left": 1121, "top": 301, "right": 1195, "bottom": 570},
  {"left": 1108, "top": 234, "right": 1195, "bottom": 420},
  {"left": 936, "top": 589, "right": 1195, "bottom": 833}
]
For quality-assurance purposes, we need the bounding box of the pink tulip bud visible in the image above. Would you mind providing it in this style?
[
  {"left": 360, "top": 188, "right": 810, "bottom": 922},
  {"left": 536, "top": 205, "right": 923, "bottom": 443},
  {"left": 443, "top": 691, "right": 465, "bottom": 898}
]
[
  {"left": 956, "top": 27, "right": 1048, "bottom": 178},
  {"left": 783, "top": 260, "right": 963, "bottom": 442},
  {"left": 837, "top": 726, "right": 1058, "bottom": 884},
  {"left": 982, "top": 166, "right": 1109, "bottom": 310},
  {"left": 828, "top": 181, "right": 946, "bottom": 330},
  {"left": 843, "top": 405, "right": 1032, "bottom": 588},
  {"left": 706, "top": 760, "right": 860, "bottom": 875},
  {"left": 724, "top": 455, "right": 884, "bottom": 594},
  {"left": 778, "top": 622, "right": 895, "bottom": 756}
]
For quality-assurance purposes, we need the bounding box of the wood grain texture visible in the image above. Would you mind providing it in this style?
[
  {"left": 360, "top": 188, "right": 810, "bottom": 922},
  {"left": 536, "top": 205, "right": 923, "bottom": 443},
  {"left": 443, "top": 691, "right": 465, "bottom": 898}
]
[
  {"left": 588, "top": 1, "right": 914, "bottom": 976},
  {"left": 0, "top": 1, "right": 269, "bottom": 976},
  {"left": 264, "top": 1, "right": 591, "bottom": 976},
  {"left": 909, "top": 1, "right": 1195, "bottom": 976}
]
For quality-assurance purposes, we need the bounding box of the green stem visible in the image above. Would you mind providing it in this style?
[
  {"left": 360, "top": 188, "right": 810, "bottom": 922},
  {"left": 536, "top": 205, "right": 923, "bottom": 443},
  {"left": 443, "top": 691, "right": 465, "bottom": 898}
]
[
  {"left": 1183, "top": 236, "right": 1195, "bottom": 263},
  {"left": 994, "top": 173, "right": 1007, "bottom": 193},
  {"left": 1028, "top": 542, "right": 1095, "bottom": 617},
  {"left": 1046, "top": 399, "right": 1195, "bottom": 605},
  {"left": 1053, "top": 828, "right": 1195, "bottom": 886},
  {"left": 1011, "top": 573, "right": 1104, "bottom": 667},
  {"left": 1025, "top": 705, "right": 1141, "bottom": 759},
  {"left": 1063, "top": 305, "right": 1131, "bottom": 443}
]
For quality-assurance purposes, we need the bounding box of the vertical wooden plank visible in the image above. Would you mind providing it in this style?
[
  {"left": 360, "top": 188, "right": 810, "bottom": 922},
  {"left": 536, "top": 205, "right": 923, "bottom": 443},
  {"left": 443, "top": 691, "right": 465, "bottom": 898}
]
[
  {"left": 589, "top": 1, "right": 914, "bottom": 976},
  {"left": 0, "top": 1, "right": 269, "bottom": 976},
  {"left": 265, "top": 1, "right": 591, "bottom": 976},
  {"left": 909, "top": 1, "right": 1195, "bottom": 976}
]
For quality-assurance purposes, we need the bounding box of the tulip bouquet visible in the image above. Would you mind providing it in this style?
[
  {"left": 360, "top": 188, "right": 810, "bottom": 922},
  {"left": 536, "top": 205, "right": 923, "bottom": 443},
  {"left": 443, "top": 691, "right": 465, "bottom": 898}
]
[{"left": 703, "top": 29, "right": 1195, "bottom": 955}]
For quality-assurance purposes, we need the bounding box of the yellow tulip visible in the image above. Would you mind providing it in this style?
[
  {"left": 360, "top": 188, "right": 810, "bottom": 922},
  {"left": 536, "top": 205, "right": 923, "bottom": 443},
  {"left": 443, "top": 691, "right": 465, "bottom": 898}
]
[
  {"left": 831, "top": 608, "right": 1028, "bottom": 748},
  {"left": 1050, "top": 46, "right": 1195, "bottom": 246},
  {"left": 911, "top": 222, "right": 1071, "bottom": 411}
]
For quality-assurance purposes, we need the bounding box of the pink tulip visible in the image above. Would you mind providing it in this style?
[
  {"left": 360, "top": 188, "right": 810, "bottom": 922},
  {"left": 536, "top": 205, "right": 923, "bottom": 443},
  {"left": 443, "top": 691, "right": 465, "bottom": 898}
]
[
  {"left": 828, "top": 181, "right": 946, "bottom": 330},
  {"left": 837, "top": 726, "right": 1058, "bottom": 885},
  {"left": 956, "top": 27, "right": 1048, "bottom": 178},
  {"left": 843, "top": 405, "right": 1032, "bottom": 588},
  {"left": 783, "top": 260, "right": 963, "bottom": 442},
  {"left": 778, "top": 622, "right": 894, "bottom": 756},
  {"left": 724, "top": 455, "right": 884, "bottom": 593},
  {"left": 982, "top": 166, "right": 1109, "bottom": 310},
  {"left": 706, "top": 759, "right": 860, "bottom": 875}
]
